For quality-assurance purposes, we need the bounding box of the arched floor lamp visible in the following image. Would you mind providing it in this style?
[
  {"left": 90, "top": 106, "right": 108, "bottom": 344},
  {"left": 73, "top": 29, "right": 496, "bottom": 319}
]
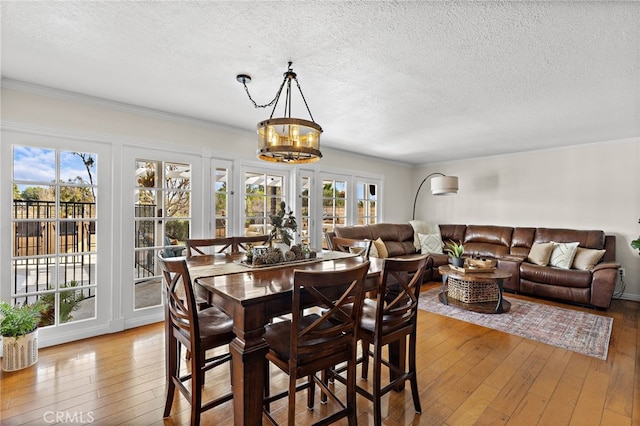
[{"left": 412, "top": 173, "right": 459, "bottom": 220}]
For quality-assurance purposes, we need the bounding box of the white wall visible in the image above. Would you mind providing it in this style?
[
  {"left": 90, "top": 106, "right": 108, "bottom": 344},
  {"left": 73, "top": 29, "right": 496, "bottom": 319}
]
[
  {"left": 0, "top": 85, "right": 414, "bottom": 223},
  {"left": 413, "top": 139, "right": 640, "bottom": 300}
]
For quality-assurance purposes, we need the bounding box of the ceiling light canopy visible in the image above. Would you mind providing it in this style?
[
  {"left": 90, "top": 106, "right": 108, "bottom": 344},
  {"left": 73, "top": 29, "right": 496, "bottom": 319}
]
[{"left": 237, "top": 62, "right": 323, "bottom": 164}]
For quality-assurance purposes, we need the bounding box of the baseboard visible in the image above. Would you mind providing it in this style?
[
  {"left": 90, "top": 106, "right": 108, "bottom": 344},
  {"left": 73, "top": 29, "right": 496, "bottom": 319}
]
[{"left": 614, "top": 292, "right": 640, "bottom": 302}]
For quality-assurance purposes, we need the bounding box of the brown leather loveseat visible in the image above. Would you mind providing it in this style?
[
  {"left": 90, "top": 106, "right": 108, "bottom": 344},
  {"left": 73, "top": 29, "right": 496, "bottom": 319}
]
[{"left": 330, "top": 223, "right": 619, "bottom": 309}]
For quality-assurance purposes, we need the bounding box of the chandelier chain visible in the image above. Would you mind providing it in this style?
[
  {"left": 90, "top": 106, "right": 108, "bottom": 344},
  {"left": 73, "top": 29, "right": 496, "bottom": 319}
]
[
  {"left": 241, "top": 78, "right": 287, "bottom": 109},
  {"left": 293, "top": 77, "right": 315, "bottom": 123}
]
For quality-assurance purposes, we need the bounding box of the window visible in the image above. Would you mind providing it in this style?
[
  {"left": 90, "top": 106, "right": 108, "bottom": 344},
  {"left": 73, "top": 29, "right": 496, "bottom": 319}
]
[
  {"left": 356, "top": 182, "right": 378, "bottom": 225},
  {"left": 11, "top": 147, "right": 98, "bottom": 326}
]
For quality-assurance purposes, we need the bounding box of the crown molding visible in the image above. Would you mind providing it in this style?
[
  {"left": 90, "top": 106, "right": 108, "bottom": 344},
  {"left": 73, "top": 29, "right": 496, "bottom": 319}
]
[
  {"left": 0, "top": 120, "right": 206, "bottom": 157},
  {"left": 1, "top": 78, "right": 252, "bottom": 137}
]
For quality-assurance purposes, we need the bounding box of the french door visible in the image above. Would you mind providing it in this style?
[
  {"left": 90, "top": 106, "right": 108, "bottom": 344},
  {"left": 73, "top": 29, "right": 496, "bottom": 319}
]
[
  {"left": 1, "top": 131, "right": 113, "bottom": 347},
  {"left": 121, "top": 147, "right": 202, "bottom": 327}
]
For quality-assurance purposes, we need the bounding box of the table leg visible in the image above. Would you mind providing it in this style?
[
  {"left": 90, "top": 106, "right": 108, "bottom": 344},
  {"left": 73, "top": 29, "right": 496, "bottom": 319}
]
[
  {"left": 495, "top": 278, "right": 505, "bottom": 314},
  {"left": 389, "top": 339, "right": 406, "bottom": 391},
  {"left": 229, "top": 336, "right": 269, "bottom": 425},
  {"left": 210, "top": 293, "right": 270, "bottom": 426},
  {"left": 441, "top": 272, "right": 449, "bottom": 305}
]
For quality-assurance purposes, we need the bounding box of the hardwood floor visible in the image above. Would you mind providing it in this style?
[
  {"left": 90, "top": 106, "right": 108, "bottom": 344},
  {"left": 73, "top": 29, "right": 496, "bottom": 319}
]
[{"left": 1, "top": 283, "right": 638, "bottom": 425}]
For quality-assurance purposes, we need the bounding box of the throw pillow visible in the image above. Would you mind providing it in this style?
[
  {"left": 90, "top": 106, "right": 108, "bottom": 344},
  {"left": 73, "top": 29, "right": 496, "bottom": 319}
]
[
  {"left": 572, "top": 247, "right": 606, "bottom": 271},
  {"left": 417, "top": 232, "right": 444, "bottom": 254},
  {"left": 409, "top": 220, "right": 440, "bottom": 251},
  {"left": 549, "top": 242, "right": 580, "bottom": 269},
  {"left": 373, "top": 237, "right": 388, "bottom": 259},
  {"left": 366, "top": 239, "right": 379, "bottom": 258},
  {"left": 527, "top": 242, "right": 556, "bottom": 266}
]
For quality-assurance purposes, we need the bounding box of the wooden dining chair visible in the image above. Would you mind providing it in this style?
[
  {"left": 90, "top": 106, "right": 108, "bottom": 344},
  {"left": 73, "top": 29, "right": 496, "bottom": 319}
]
[
  {"left": 157, "top": 255, "right": 235, "bottom": 426},
  {"left": 232, "top": 235, "right": 270, "bottom": 253},
  {"left": 186, "top": 237, "right": 234, "bottom": 257},
  {"left": 349, "top": 255, "right": 428, "bottom": 426},
  {"left": 332, "top": 237, "right": 373, "bottom": 259},
  {"left": 262, "top": 261, "right": 370, "bottom": 426}
]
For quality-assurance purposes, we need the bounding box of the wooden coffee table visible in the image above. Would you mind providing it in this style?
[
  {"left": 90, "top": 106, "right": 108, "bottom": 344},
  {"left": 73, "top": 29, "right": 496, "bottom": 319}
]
[{"left": 438, "top": 265, "right": 512, "bottom": 314}]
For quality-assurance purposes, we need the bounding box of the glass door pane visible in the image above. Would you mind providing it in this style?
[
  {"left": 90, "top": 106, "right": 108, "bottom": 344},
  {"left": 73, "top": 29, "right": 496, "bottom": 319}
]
[
  {"left": 214, "top": 167, "right": 230, "bottom": 237},
  {"left": 244, "top": 171, "right": 285, "bottom": 239},
  {"left": 322, "top": 178, "right": 347, "bottom": 248},
  {"left": 300, "top": 175, "right": 311, "bottom": 246}
]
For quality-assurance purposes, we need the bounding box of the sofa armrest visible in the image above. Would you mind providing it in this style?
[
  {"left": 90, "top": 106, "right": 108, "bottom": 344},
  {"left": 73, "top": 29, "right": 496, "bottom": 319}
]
[
  {"left": 592, "top": 261, "right": 620, "bottom": 273},
  {"left": 590, "top": 261, "right": 620, "bottom": 309},
  {"left": 496, "top": 258, "right": 522, "bottom": 292}
]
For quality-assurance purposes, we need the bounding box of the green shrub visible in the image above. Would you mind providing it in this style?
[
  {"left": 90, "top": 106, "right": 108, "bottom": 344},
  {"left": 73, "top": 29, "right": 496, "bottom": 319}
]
[{"left": 0, "top": 300, "right": 47, "bottom": 338}]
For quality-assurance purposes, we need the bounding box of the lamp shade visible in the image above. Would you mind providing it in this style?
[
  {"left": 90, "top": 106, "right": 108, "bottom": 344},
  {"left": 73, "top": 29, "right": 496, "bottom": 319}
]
[{"left": 430, "top": 175, "right": 458, "bottom": 195}]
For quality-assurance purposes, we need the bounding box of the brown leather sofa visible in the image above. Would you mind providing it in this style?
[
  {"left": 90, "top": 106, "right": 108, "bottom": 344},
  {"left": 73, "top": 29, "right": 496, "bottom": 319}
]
[{"left": 330, "top": 223, "right": 619, "bottom": 309}]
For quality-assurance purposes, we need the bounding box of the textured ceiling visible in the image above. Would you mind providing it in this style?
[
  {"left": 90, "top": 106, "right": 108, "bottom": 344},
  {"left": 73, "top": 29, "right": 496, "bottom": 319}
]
[{"left": 1, "top": 1, "right": 639, "bottom": 165}]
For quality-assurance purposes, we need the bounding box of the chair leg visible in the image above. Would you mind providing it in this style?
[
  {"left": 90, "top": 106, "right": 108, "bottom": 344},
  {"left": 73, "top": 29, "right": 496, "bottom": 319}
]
[
  {"left": 288, "top": 374, "right": 297, "bottom": 426},
  {"left": 373, "top": 342, "right": 384, "bottom": 426},
  {"left": 361, "top": 340, "right": 370, "bottom": 380},
  {"left": 164, "top": 335, "right": 178, "bottom": 418},
  {"left": 346, "top": 355, "right": 358, "bottom": 425},
  {"left": 307, "top": 374, "right": 315, "bottom": 409},
  {"left": 191, "top": 350, "right": 204, "bottom": 426},
  {"left": 408, "top": 333, "right": 422, "bottom": 413},
  {"left": 320, "top": 369, "right": 329, "bottom": 404}
]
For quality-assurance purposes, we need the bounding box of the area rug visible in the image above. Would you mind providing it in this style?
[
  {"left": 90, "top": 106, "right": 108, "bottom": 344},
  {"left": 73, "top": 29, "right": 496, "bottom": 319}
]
[{"left": 418, "top": 287, "right": 613, "bottom": 360}]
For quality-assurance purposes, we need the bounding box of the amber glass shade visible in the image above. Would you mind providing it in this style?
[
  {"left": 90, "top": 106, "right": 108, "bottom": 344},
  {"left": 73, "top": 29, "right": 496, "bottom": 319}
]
[{"left": 257, "top": 118, "right": 323, "bottom": 164}]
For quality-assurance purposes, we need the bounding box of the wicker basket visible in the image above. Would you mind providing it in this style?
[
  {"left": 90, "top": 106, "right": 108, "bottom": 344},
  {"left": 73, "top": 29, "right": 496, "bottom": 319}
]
[{"left": 447, "top": 276, "right": 499, "bottom": 303}]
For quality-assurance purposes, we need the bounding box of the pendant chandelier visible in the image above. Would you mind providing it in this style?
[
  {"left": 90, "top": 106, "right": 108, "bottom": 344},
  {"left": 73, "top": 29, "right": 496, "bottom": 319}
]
[{"left": 237, "top": 62, "right": 323, "bottom": 164}]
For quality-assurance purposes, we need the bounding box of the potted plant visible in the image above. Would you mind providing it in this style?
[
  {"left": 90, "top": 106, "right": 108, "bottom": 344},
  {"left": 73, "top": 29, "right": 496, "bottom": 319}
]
[
  {"left": 444, "top": 240, "right": 465, "bottom": 267},
  {"left": 39, "top": 281, "right": 85, "bottom": 326},
  {"left": 245, "top": 246, "right": 254, "bottom": 264},
  {"left": 269, "top": 201, "right": 297, "bottom": 248},
  {"left": 0, "top": 299, "right": 47, "bottom": 371},
  {"left": 632, "top": 237, "right": 640, "bottom": 255}
]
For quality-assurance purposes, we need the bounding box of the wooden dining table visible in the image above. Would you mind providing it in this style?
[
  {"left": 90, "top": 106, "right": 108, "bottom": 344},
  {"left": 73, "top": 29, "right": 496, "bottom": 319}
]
[{"left": 188, "top": 251, "right": 383, "bottom": 426}]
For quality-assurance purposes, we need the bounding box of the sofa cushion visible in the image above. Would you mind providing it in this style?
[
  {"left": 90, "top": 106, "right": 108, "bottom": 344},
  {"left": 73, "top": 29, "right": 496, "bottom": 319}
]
[
  {"left": 511, "top": 227, "right": 536, "bottom": 257},
  {"left": 370, "top": 223, "right": 416, "bottom": 256},
  {"left": 534, "top": 228, "right": 605, "bottom": 250},
  {"left": 336, "top": 223, "right": 415, "bottom": 257},
  {"left": 572, "top": 247, "right": 606, "bottom": 271},
  {"left": 520, "top": 263, "right": 592, "bottom": 288},
  {"left": 527, "top": 242, "right": 555, "bottom": 266},
  {"left": 462, "top": 225, "right": 513, "bottom": 258},
  {"left": 549, "top": 242, "right": 579, "bottom": 269},
  {"left": 417, "top": 232, "right": 443, "bottom": 254},
  {"left": 334, "top": 225, "right": 374, "bottom": 241},
  {"left": 439, "top": 224, "right": 467, "bottom": 246}
]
